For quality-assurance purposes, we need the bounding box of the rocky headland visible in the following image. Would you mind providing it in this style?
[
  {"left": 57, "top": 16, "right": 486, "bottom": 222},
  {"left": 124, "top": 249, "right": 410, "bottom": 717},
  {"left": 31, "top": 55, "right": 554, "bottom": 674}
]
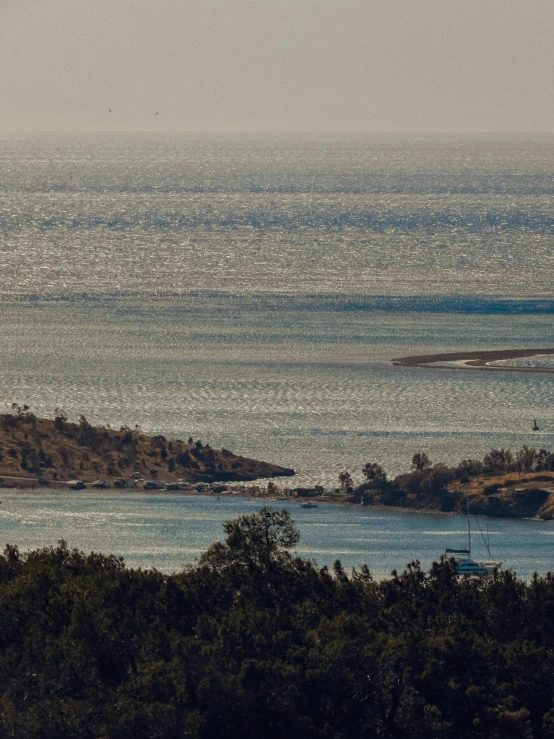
[{"left": 0, "top": 408, "right": 295, "bottom": 490}]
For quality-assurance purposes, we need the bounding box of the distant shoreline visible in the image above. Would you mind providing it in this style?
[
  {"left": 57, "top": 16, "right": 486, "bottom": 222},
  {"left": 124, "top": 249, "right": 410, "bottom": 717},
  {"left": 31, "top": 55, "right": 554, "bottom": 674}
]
[
  {"left": 392, "top": 348, "right": 554, "bottom": 373},
  {"left": 0, "top": 481, "right": 458, "bottom": 517}
]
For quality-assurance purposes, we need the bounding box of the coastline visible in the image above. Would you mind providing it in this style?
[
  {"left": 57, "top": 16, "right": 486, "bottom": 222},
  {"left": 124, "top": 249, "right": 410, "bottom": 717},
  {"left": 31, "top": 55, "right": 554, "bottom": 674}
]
[
  {"left": 0, "top": 479, "right": 492, "bottom": 519},
  {"left": 2, "top": 410, "right": 553, "bottom": 521},
  {"left": 0, "top": 477, "right": 547, "bottom": 521},
  {"left": 0, "top": 481, "right": 463, "bottom": 520},
  {"left": 392, "top": 347, "right": 554, "bottom": 373}
]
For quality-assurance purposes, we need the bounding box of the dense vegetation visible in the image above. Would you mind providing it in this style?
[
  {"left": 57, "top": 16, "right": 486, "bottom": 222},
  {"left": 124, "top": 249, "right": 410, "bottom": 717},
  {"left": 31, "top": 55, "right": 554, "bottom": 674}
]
[
  {"left": 344, "top": 447, "right": 554, "bottom": 519},
  {"left": 2, "top": 508, "right": 554, "bottom": 738},
  {"left": 0, "top": 406, "right": 294, "bottom": 485}
]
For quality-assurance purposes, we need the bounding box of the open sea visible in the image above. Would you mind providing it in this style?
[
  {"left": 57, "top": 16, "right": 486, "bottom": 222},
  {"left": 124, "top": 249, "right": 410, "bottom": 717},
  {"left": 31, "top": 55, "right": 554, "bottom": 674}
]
[{"left": 1, "top": 132, "right": 553, "bottom": 577}]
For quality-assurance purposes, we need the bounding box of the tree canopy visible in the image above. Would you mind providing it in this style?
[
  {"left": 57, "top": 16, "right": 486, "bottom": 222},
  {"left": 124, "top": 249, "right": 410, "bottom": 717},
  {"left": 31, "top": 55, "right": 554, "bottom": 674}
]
[{"left": 1, "top": 510, "right": 554, "bottom": 738}]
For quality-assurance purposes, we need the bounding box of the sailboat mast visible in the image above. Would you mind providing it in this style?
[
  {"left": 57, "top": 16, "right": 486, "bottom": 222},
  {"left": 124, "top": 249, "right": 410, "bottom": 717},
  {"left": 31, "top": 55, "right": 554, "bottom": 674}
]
[{"left": 466, "top": 497, "right": 471, "bottom": 558}]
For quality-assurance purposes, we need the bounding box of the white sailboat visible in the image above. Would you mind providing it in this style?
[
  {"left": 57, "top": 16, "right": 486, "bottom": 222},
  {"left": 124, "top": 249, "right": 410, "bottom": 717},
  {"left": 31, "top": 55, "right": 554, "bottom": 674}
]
[{"left": 445, "top": 499, "right": 502, "bottom": 575}]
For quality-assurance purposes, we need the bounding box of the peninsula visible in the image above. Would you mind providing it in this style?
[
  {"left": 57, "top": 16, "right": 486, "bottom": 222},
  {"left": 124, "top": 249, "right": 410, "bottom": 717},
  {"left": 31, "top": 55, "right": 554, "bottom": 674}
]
[
  {"left": 0, "top": 408, "right": 295, "bottom": 489},
  {"left": 392, "top": 347, "right": 554, "bottom": 373}
]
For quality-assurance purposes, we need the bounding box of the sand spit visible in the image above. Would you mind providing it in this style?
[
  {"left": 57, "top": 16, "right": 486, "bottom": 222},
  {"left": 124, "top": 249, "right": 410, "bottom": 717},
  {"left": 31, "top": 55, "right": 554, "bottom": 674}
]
[{"left": 392, "top": 348, "right": 554, "bottom": 373}]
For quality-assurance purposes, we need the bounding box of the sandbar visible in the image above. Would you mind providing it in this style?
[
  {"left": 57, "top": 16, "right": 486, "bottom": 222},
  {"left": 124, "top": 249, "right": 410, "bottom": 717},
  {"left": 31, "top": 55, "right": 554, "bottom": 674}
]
[{"left": 392, "top": 348, "right": 554, "bottom": 374}]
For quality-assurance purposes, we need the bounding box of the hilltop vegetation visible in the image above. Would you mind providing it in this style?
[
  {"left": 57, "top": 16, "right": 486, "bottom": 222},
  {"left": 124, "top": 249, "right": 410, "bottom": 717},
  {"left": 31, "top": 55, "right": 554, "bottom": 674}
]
[
  {"left": 0, "top": 406, "right": 294, "bottom": 486},
  {"left": 343, "top": 447, "right": 554, "bottom": 519},
  {"left": 1, "top": 508, "right": 554, "bottom": 738}
]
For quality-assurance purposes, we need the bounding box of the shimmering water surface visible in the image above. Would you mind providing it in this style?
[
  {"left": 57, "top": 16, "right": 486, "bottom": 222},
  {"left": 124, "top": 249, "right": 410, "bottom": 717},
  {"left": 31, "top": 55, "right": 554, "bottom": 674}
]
[
  {"left": 1, "top": 133, "right": 553, "bottom": 574},
  {"left": 1, "top": 296, "right": 553, "bottom": 487},
  {"left": 1, "top": 133, "right": 554, "bottom": 297}
]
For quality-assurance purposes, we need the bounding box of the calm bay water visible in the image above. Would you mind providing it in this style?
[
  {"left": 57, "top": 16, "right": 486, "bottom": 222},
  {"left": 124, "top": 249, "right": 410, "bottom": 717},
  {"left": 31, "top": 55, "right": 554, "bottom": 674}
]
[
  {"left": 1, "top": 491, "right": 553, "bottom": 581},
  {"left": 1, "top": 133, "right": 553, "bottom": 574}
]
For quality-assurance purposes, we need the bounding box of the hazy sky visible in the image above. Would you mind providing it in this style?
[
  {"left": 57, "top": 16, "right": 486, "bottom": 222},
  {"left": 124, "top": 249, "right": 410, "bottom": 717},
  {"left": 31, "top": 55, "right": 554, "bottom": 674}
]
[{"left": 1, "top": 0, "right": 553, "bottom": 132}]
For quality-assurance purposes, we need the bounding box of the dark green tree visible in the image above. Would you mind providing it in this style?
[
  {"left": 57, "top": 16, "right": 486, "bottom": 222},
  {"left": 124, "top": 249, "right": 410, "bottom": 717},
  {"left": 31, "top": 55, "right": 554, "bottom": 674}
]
[
  {"left": 411, "top": 452, "right": 432, "bottom": 471},
  {"left": 199, "top": 507, "right": 300, "bottom": 570},
  {"left": 339, "top": 471, "right": 354, "bottom": 494},
  {"left": 363, "top": 462, "right": 387, "bottom": 485}
]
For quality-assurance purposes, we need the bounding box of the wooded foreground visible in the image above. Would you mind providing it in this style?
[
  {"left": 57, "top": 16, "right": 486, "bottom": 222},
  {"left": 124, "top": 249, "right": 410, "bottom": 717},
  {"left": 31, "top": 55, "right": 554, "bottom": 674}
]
[{"left": 1, "top": 508, "right": 554, "bottom": 738}]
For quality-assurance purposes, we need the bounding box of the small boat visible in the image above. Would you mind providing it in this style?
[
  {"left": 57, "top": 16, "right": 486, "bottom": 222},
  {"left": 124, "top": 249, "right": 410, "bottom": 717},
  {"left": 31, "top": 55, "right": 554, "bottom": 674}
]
[
  {"left": 300, "top": 501, "right": 318, "bottom": 509},
  {"left": 533, "top": 418, "right": 539, "bottom": 431},
  {"left": 445, "top": 499, "right": 502, "bottom": 576},
  {"left": 445, "top": 548, "right": 500, "bottom": 576}
]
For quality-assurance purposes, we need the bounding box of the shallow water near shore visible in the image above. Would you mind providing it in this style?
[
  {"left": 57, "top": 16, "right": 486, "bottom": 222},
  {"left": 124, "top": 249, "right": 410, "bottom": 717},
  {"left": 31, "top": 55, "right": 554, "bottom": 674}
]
[{"left": 1, "top": 490, "right": 553, "bottom": 581}]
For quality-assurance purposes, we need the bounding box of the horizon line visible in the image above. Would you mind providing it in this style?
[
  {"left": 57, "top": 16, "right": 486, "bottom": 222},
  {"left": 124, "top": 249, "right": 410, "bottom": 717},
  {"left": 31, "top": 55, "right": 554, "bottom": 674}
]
[{"left": 2, "top": 128, "right": 554, "bottom": 136}]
